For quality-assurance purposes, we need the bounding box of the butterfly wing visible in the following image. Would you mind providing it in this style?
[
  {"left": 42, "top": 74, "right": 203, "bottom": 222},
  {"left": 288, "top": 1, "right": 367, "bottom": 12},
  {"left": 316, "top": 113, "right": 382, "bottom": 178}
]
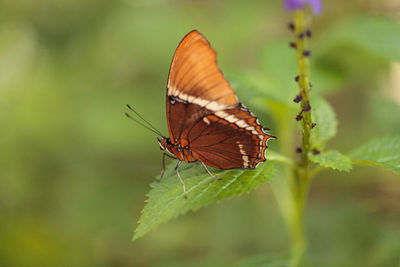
[
  {"left": 166, "top": 30, "right": 238, "bottom": 144},
  {"left": 165, "top": 30, "right": 274, "bottom": 168},
  {"left": 182, "top": 105, "right": 274, "bottom": 169}
]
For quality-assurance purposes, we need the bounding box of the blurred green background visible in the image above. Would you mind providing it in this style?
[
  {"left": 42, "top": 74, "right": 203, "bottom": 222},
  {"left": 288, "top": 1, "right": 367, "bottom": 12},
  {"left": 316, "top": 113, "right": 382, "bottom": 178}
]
[{"left": 0, "top": 0, "right": 399, "bottom": 266}]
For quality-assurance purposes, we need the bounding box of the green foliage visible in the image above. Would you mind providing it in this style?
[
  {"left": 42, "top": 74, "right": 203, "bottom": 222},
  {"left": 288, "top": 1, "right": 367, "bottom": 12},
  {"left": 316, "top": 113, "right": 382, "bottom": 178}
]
[
  {"left": 310, "top": 98, "right": 338, "bottom": 150},
  {"left": 318, "top": 16, "right": 400, "bottom": 61},
  {"left": 236, "top": 253, "right": 289, "bottom": 267},
  {"left": 309, "top": 150, "right": 352, "bottom": 172},
  {"left": 368, "top": 96, "right": 400, "bottom": 133},
  {"left": 261, "top": 42, "right": 298, "bottom": 104},
  {"left": 133, "top": 161, "right": 275, "bottom": 240},
  {"left": 350, "top": 136, "right": 400, "bottom": 174},
  {"left": 2, "top": 0, "right": 400, "bottom": 265},
  {"left": 309, "top": 62, "right": 347, "bottom": 94},
  {"left": 267, "top": 151, "right": 294, "bottom": 167}
]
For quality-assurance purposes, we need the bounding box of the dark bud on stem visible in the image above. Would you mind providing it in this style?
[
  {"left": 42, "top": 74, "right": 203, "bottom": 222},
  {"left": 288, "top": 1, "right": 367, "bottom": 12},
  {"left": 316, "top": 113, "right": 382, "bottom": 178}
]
[
  {"left": 298, "top": 32, "right": 305, "bottom": 39},
  {"left": 312, "top": 123, "right": 316, "bottom": 128},
  {"left": 296, "top": 113, "right": 303, "bottom": 121},
  {"left": 303, "top": 50, "right": 311, "bottom": 57},
  {"left": 302, "top": 102, "right": 311, "bottom": 112},
  {"left": 306, "top": 29, "right": 312, "bottom": 38},
  {"left": 296, "top": 147, "right": 302, "bottom": 153},
  {"left": 293, "top": 94, "right": 303, "bottom": 103},
  {"left": 295, "top": 75, "right": 299, "bottom": 82},
  {"left": 288, "top": 22, "right": 295, "bottom": 31},
  {"left": 289, "top": 42, "right": 297, "bottom": 48},
  {"left": 312, "top": 149, "right": 320, "bottom": 155}
]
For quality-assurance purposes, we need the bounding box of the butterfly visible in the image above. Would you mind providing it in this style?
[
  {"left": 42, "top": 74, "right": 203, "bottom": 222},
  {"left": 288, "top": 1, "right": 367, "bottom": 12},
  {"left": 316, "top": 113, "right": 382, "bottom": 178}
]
[{"left": 127, "top": 30, "right": 275, "bottom": 198}]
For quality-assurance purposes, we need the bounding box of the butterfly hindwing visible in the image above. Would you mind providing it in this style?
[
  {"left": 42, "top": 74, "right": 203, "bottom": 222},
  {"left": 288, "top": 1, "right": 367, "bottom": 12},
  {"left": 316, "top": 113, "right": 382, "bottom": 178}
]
[{"left": 181, "top": 106, "right": 272, "bottom": 169}]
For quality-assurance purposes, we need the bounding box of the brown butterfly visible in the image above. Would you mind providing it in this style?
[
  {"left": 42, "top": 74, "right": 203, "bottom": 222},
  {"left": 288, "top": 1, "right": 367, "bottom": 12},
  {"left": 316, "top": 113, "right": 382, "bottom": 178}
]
[{"left": 127, "top": 30, "right": 275, "bottom": 198}]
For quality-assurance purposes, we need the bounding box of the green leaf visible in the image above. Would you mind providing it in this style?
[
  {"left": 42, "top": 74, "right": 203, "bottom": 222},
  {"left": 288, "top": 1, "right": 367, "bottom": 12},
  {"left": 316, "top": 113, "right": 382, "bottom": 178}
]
[
  {"left": 310, "top": 98, "right": 338, "bottom": 149},
  {"left": 133, "top": 161, "right": 275, "bottom": 240},
  {"left": 228, "top": 71, "right": 283, "bottom": 104},
  {"left": 317, "top": 16, "right": 400, "bottom": 61},
  {"left": 309, "top": 62, "right": 346, "bottom": 94},
  {"left": 309, "top": 150, "right": 352, "bottom": 172},
  {"left": 350, "top": 136, "right": 400, "bottom": 174},
  {"left": 266, "top": 150, "right": 294, "bottom": 167}
]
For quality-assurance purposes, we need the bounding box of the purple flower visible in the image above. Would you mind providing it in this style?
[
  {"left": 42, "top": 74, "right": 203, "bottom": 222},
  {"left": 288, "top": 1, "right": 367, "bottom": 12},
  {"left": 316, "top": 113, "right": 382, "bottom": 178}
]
[{"left": 284, "top": 0, "right": 323, "bottom": 14}]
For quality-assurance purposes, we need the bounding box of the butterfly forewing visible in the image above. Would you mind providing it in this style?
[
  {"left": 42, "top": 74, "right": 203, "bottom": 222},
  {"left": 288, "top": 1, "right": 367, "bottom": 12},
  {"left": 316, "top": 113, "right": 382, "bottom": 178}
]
[
  {"left": 167, "top": 31, "right": 237, "bottom": 106},
  {"left": 166, "top": 30, "right": 238, "bottom": 143}
]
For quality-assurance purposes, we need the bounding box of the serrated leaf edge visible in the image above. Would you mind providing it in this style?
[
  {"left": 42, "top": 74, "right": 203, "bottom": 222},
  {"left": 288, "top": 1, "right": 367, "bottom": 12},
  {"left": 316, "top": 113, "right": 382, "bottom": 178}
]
[{"left": 133, "top": 162, "right": 274, "bottom": 241}]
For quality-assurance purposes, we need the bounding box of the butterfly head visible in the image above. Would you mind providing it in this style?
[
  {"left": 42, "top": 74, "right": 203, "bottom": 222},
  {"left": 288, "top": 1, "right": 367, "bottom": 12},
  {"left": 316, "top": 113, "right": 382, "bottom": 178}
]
[{"left": 157, "top": 137, "right": 173, "bottom": 155}]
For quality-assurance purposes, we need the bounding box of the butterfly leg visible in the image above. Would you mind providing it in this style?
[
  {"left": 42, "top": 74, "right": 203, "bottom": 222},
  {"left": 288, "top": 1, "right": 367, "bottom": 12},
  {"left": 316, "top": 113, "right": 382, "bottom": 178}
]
[
  {"left": 174, "top": 161, "right": 187, "bottom": 199},
  {"left": 200, "top": 161, "right": 222, "bottom": 181},
  {"left": 157, "top": 153, "right": 177, "bottom": 182}
]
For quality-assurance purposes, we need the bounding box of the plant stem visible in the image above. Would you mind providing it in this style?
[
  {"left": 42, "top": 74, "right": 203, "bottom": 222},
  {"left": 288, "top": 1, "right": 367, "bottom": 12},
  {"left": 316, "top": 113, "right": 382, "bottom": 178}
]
[
  {"left": 288, "top": 10, "right": 314, "bottom": 267},
  {"left": 289, "top": 168, "right": 310, "bottom": 267},
  {"left": 294, "top": 11, "right": 313, "bottom": 167}
]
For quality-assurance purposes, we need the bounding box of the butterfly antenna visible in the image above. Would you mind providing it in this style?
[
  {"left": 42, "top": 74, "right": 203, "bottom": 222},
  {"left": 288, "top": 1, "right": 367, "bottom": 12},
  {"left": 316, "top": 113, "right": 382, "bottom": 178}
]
[
  {"left": 124, "top": 112, "right": 164, "bottom": 137},
  {"left": 126, "top": 104, "right": 164, "bottom": 136}
]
